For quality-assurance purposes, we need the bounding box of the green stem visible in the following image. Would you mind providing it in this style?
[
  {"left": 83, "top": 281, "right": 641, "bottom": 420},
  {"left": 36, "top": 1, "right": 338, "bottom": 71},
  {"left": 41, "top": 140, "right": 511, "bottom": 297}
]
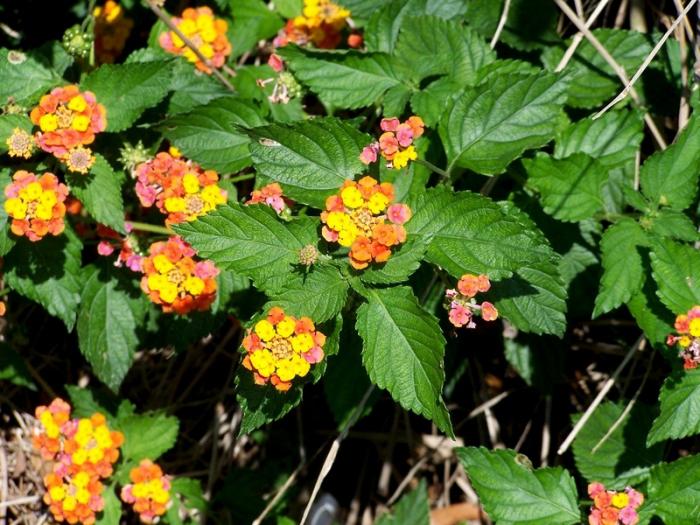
[
  {"left": 227, "top": 173, "right": 256, "bottom": 183},
  {"left": 415, "top": 158, "right": 449, "bottom": 181},
  {"left": 126, "top": 221, "right": 174, "bottom": 236}
]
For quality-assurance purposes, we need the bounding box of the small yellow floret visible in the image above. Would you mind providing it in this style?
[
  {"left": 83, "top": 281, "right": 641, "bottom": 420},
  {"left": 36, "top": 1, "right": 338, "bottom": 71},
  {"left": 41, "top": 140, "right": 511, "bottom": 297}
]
[
  {"left": 67, "top": 96, "right": 87, "bottom": 112},
  {"left": 341, "top": 186, "right": 363, "bottom": 208},
  {"left": 39, "top": 114, "right": 58, "bottom": 132},
  {"left": 276, "top": 316, "right": 296, "bottom": 338},
  {"left": 255, "top": 319, "right": 276, "bottom": 341}
]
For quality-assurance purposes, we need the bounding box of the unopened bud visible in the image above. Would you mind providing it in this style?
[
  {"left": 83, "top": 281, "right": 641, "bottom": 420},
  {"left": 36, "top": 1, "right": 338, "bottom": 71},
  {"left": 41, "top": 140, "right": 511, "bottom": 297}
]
[{"left": 298, "top": 244, "right": 318, "bottom": 267}]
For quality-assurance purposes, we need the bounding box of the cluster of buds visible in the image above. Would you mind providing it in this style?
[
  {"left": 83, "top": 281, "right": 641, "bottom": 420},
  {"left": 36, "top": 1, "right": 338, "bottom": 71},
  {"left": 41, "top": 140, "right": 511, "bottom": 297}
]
[
  {"left": 666, "top": 305, "right": 700, "bottom": 370},
  {"left": 30, "top": 85, "right": 107, "bottom": 173},
  {"left": 96, "top": 224, "right": 143, "bottom": 272},
  {"left": 6, "top": 127, "right": 35, "bottom": 159},
  {"left": 4, "top": 171, "right": 69, "bottom": 241},
  {"left": 118, "top": 140, "right": 151, "bottom": 175},
  {"left": 159, "top": 7, "right": 232, "bottom": 74},
  {"left": 445, "top": 274, "right": 498, "bottom": 328},
  {"left": 93, "top": 1, "right": 134, "bottom": 64},
  {"left": 140, "top": 236, "right": 219, "bottom": 315},
  {"left": 135, "top": 151, "right": 227, "bottom": 225},
  {"left": 360, "top": 116, "right": 424, "bottom": 170},
  {"left": 274, "top": 0, "right": 351, "bottom": 49},
  {"left": 62, "top": 25, "right": 94, "bottom": 59},
  {"left": 588, "top": 483, "right": 644, "bottom": 525},
  {"left": 33, "top": 398, "right": 124, "bottom": 525},
  {"left": 246, "top": 182, "right": 292, "bottom": 218},
  {"left": 242, "top": 307, "right": 326, "bottom": 392},
  {"left": 120, "top": 460, "right": 172, "bottom": 523},
  {"left": 321, "top": 176, "right": 411, "bottom": 270}
]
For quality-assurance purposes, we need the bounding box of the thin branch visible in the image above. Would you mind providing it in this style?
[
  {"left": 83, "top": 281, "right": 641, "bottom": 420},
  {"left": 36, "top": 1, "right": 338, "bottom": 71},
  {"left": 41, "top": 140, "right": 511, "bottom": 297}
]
[
  {"left": 490, "top": 0, "right": 511, "bottom": 49},
  {"left": 145, "top": 0, "right": 235, "bottom": 92},
  {"left": 555, "top": 0, "right": 612, "bottom": 73},
  {"left": 593, "top": 0, "right": 698, "bottom": 119}
]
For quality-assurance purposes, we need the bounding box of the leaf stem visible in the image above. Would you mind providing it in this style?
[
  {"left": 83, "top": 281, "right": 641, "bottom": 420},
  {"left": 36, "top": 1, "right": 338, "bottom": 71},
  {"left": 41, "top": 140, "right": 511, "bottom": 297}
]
[
  {"left": 415, "top": 158, "right": 449, "bottom": 181},
  {"left": 228, "top": 173, "right": 256, "bottom": 183},
  {"left": 126, "top": 221, "right": 173, "bottom": 236}
]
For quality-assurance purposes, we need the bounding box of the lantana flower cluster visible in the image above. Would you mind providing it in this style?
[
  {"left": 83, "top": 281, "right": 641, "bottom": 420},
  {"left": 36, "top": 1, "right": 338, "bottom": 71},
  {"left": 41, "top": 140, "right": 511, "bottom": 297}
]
[
  {"left": 30, "top": 85, "right": 107, "bottom": 173},
  {"left": 321, "top": 176, "right": 411, "bottom": 270},
  {"left": 361, "top": 116, "right": 424, "bottom": 170},
  {"left": 120, "top": 460, "right": 172, "bottom": 523},
  {"left": 445, "top": 274, "right": 498, "bottom": 328},
  {"left": 159, "top": 7, "right": 232, "bottom": 73},
  {"left": 4, "top": 171, "right": 69, "bottom": 241},
  {"left": 93, "top": 1, "right": 134, "bottom": 64},
  {"left": 33, "top": 398, "right": 124, "bottom": 525},
  {"left": 6, "top": 127, "right": 35, "bottom": 159},
  {"left": 135, "top": 151, "right": 227, "bottom": 225},
  {"left": 140, "top": 236, "right": 219, "bottom": 315},
  {"left": 242, "top": 307, "right": 326, "bottom": 392},
  {"left": 588, "top": 483, "right": 644, "bottom": 525},
  {"left": 274, "top": 0, "right": 351, "bottom": 49},
  {"left": 246, "top": 182, "right": 292, "bottom": 217},
  {"left": 666, "top": 305, "right": 700, "bottom": 369}
]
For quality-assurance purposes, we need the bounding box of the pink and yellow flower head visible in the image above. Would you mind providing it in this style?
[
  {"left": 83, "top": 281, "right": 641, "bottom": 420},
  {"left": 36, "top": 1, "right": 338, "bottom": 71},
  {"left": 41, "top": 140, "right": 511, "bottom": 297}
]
[
  {"left": 246, "top": 182, "right": 291, "bottom": 216},
  {"left": 242, "top": 306, "right": 326, "bottom": 392},
  {"left": 140, "top": 236, "right": 219, "bottom": 315},
  {"left": 120, "top": 460, "right": 172, "bottom": 523},
  {"left": 63, "top": 413, "right": 124, "bottom": 479},
  {"left": 320, "top": 176, "right": 411, "bottom": 270},
  {"left": 33, "top": 398, "right": 73, "bottom": 461},
  {"left": 445, "top": 274, "right": 498, "bottom": 329},
  {"left": 93, "top": 1, "right": 133, "bottom": 64},
  {"left": 6, "top": 127, "right": 35, "bottom": 159},
  {"left": 159, "top": 6, "right": 232, "bottom": 74},
  {"left": 587, "top": 483, "right": 644, "bottom": 525},
  {"left": 275, "top": 0, "right": 350, "bottom": 49},
  {"left": 361, "top": 116, "right": 425, "bottom": 170},
  {"left": 666, "top": 305, "right": 700, "bottom": 370},
  {"left": 30, "top": 85, "right": 106, "bottom": 170},
  {"left": 135, "top": 151, "right": 227, "bottom": 225},
  {"left": 4, "top": 171, "right": 69, "bottom": 241}
]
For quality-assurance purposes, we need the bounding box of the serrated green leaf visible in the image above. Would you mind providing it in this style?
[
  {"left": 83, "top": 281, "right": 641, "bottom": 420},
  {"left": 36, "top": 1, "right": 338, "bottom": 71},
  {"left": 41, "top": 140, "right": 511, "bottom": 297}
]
[
  {"left": 646, "top": 209, "right": 699, "bottom": 242},
  {"left": 82, "top": 60, "right": 173, "bottom": 132},
  {"left": 542, "top": 29, "right": 652, "bottom": 109},
  {"left": 524, "top": 153, "right": 607, "bottom": 222},
  {"left": 171, "top": 477, "right": 207, "bottom": 513},
  {"left": 279, "top": 46, "right": 410, "bottom": 110},
  {"left": 410, "top": 77, "right": 463, "bottom": 127},
  {"left": 572, "top": 402, "right": 663, "bottom": 487},
  {"left": 375, "top": 480, "right": 429, "bottom": 525},
  {"left": 77, "top": 264, "right": 147, "bottom": 392},
  {"left": 246, "top": 117, "right": 368, "bottom": 208},
  {"left": 640, "top": 111, "right": 700, "bottom": 210},
  {"left": 644, "top": 454, "right": 700, "bottom": 525},
  {"left": 440, "top": 72, "right": 567, "bottom": 175},
  {"left": 457, "top": 447, "right": 580, "bottom": 525},
  {"left": 594, "top": 220, "right": 650, "bottom": 317},
  {"left": 0, "top": 114, "right": 33, "bottom": 154},
  {"left": 95, "top": 485, "right": 121, "bottom": 525},
  {"left": 356, "top": 286, "right": 452, "bottom": 436},
  {"left": 627, "top": 278, "right": 675, "bottom": 348},
  {"left": 559, "top": 243, "right": 598, "bottom": 287},
  {"left": 229, "top": 0, "right": 284, "bottom": 58},
  {"left": 118, "top": 411, "right": 179, "bottom": 462},
  {"left": 5, "top": 228, "right": 83, "bottom": 329},
  {"left": 166, "top": 60, "right": 229, "bottom": 115},
  {"left": 162, "top": 97, "right": 265, "bottom": 173},
  {"left": 274, "top": 0, "right": 302, "bottom": 18},
  {"left": 66, "top": 154, "right": 125, "bottom": 233},
  {"left": 0, "top": 343, "right": 35, "bottom": 390},
  {"left": 648, "top": 370, "right": 700, "bottom": 445},
  {"left": 0, "top": 48, "right": 62, "bottom": 105},
  {"left": 360, "top": 238, "right": 428, "bottom": 285},
  {"left": 174, "top": 204, "right": 316, "bottom": 295},
  {"left": 650, "top": 239, "right": 700, "bottom": 314}
]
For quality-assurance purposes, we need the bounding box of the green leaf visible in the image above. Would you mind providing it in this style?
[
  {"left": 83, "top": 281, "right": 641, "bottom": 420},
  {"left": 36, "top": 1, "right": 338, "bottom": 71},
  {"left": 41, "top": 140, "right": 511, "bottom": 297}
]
[
  {"left": 171, "top": 477, "right": 207, "bottom": 513},
  {"left": 246, "top": 117, "right": 369, "bottom": 208},
  {"left": 650, "top": 239, "right": 700, "bottom": 314},
  {"left": 640, "top": 111, "right": 700, "bottom": 210},
  {"left": 161, "top": 97, "right": 265, "bottom": 173},
  {"left": 360, "top": 238, "right": 428, "bottom": 285},
  {"left": 95, "top": 485, "right": 121, "bottom": 525},
  {"left": 644, "top": 454, "right": 700, "bottom": 525},
  {"left": 267, "top": 264, "right": 348, "bottom": 323},
  {"left": 274, "top": 0, "right": 302, "bottom": 18},
  {"left": 117, "top": 411, "right": 179, "bottom": 462},
  {"left": 593, "top": 220, "right": 650, "bottom": 317},
  {"left": 646, "top": 209, "right": 699, "bottom": 242},
  {"left": 174, "top": 204, "right": 316, "bottom": 295},
  {"left": 0, "top": 48, "right": 62, "bottom": 105},
  {"left": 5, "top": 228, "right": 83, "bottom": 330},
  {"left": 457, "top": 447, "right": 580, "bottom": 525},
  {"left": 279, "top": 46, "right": 411, "bottom": 111},
  {"left": 166, "top": 60, "right": 229, "bottom": 115},
  {"left": 229, "top": 0, "right": 284, "bottom": 58},
  {"left": 524, "top": 153, "right": 607, "bottom": 222},
  {"left": 0, "top": 343, "right": 35, "bottom": 390},
  {"left": 77, "top": 264, "right": 148, "bottom": 392},
  {"left": 375, "top": 480, "right": 429, "bottom": 525},
  {"left": 440, "top": 72, "right": 568, "bottom": 175},
  {"left": 648, "top": 370, "right": 700, "bottom": 445},
  {"left": 542, "top": 29, "right": 652, "bottom": 109},
  {"left": 356, "top": 286, "right": 452, "bottom": 436},
  {"left": 627, "top": 286, "right": 675, "bottom": 349},
  {"left": 66, "top": 154, "right": 125, "bottom": 233},
  {"left": 0, "top": 114, "right": 33, "bottom": 154},
  {"left": 66, "top": 386, "right": 114, "bottom": 420},
  {"left": 572, "top": 402, "right": 663, "bottom": 487},
  {"left": 394, "top": 16, "right": 495, "bottom": 84},
  {"left": 81, "top": 60, "right": 173, "bottom": 132},
  {"left": 410, "top": 77, "right": 463, "bottom": 127}
]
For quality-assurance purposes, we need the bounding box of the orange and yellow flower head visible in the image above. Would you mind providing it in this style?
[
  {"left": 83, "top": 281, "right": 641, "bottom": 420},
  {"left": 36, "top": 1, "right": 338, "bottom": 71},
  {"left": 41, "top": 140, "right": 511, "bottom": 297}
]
[
  {"left": 120, "top": 460, "right": 172, "bottom": 523},
  {"left": 140, "top": 236, "right": 219, "bottom": 315},
  {"left": 135, "top": 151, "right": 227, "bottom": 225},
  {"left": 4, "top": 171, "right": 69, "bottom": 241},
  {"left": 275, "top": 0, "right": 350, "bottom": 49},
  {"left": 93, "top": 1, "right": 134, "bottom": 64},
  {"left": 159, "top": 6, "right": 232, "bottom": 74},
  {"left": 242, "top": 306, "right": 326, "bottom": 392},
  {"left": 321, "top": 176, "right": 411, "bottom": 270},
  {"left": 587, "top": 483, "right": 644, "bottom": 525},
  {"left": 246, "top": 182, "right": 292, "bottom": 216},
  {"left": 667, "top": 305, "right": 700, "bottom": 370},
  {"left": 30, "top": 85, "right": 106, "bottom": 171}
]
